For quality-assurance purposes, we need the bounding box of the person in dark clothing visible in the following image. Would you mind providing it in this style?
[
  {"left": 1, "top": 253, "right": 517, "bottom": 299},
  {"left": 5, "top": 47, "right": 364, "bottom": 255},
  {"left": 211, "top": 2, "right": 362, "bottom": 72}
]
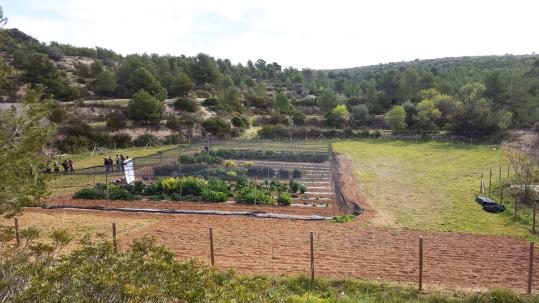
[
  {"left": 104, "top": 157, "right": 110, "bottom": 173},
  {"left": 115, "top": 155, "right": 121, "bottom": 171},
  {"left": 62, "top": 160, "right": 69, "bottom": 175},
  {"left": 53, "top": 161, "right": 60, "bottom": 175},
  {"left": 120, "top": 155, "right": 125, "bottom": 171},
  {"left": 68, "top": 159, "right": 74, "bottom": 174}
]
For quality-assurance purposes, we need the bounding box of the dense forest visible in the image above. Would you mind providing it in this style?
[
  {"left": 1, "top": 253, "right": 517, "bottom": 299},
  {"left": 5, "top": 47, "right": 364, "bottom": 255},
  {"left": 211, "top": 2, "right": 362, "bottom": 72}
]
[{"left": 1, "top": 11, "right": 538, "bottom": 151}]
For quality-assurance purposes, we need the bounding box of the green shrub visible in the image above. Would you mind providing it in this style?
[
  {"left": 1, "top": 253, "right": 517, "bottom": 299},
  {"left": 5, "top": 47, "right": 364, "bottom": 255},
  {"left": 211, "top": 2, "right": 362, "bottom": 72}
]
[
  {"left": 144, "top": 182, "right": 161, "bottom": 195},
  {"left": 177, "top": 176, "right": 207, "bottom": 196},
  {"left": 299, "top": 184, "right": 306, "bottom": 194},
  {"left": 289, "top": 180, "right": 300, "bottom": 193},
  {"left": 106, "top": 111, "right": 127, "bottom": 130},
  {"left": 202, "top": 116, "right": 231, "bottom": 137},
  {"left": 208, "top": 178, "right": 229, "bottom": 193},
  {"left": 203, "top": 98, "right": 219, "bottom": 107},
  {"left": 202, "top": 190, "right": 228, "bottom": 202},
  {"left": 292, "top": 169, "right": 302, "bottom": 178},
  {"left": 123, "top": 181, "right": 145, "bottom": 195},
  {"left": 235, "top": 187, "right": 274, "bottom": 205},
  {"left": 180, "top": 153, "right": 223, "bottom": 165},
  {"left": 134, "top": 133, "right": 160, "bottom": 147},
  {"left": 108, "top": 188, "right": 137, "bottom": 200},
  {"left": 111, "top": 134, "right": 132, "bottom": 148},
  {"left": 269, "top": 180, "right": 288, "bottom": 193},
  {"left": 73, "top": 188, "right": 105, "bottom": 199},
  {"left": 330, "top": 215, "right": 355, "bottom": 223},
  {"left": 173, "top": 97, "right": 199, "bottom": 112},
  {"left": 277, "top": 192, "right": 291, "bottom": 206},
  {"left": 157, "top": 177, "right": 180, "bottom": 194}
]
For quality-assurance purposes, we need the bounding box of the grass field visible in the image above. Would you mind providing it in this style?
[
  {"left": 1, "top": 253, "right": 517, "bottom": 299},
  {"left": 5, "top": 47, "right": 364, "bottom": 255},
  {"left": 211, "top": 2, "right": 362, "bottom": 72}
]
[{"left": 333, "top": 140, "right": 536, "bottom": 239}]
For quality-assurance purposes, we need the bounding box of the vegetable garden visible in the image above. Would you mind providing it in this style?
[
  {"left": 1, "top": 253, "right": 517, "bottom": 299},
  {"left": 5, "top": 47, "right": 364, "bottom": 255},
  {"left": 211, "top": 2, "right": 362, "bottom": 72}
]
[{"left": 63, "top": 140, "right": 337, "bottom": 213}]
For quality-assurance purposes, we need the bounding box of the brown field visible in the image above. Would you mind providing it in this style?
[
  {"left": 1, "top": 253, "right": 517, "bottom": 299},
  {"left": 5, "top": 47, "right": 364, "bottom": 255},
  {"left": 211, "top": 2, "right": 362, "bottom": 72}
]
[{"left": 8, "top": 208, "right": 538, "bottom": 292}]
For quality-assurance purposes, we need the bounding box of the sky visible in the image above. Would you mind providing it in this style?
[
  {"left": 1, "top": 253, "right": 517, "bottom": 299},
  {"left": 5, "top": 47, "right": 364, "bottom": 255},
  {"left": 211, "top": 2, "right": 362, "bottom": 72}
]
[{"left": 2, "top": 0, "right": 538, "bottom": 69}]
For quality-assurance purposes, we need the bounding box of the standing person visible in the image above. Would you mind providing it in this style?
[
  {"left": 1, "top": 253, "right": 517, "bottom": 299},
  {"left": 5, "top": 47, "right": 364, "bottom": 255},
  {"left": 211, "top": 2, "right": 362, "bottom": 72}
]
[
  {"left": 120, "top": 155, "right": 125, "bottom": 171},
  {"left": 62, "top": 160, "right": 69, "bottom": 175},
  {"left": 107, "top": 156, "right": 113, "bottom": 172},
  {"left": 115, "top": 154, "right": 120, "bottom": 171},
  {"left": 68, "top": 159, "right": 74, "bottom": 174},
  {"left": 104, "top": 157, "right": 109, "bottom": 173},
  {"left": 53, "top": 160, "right": 60, "bottom": 175}
]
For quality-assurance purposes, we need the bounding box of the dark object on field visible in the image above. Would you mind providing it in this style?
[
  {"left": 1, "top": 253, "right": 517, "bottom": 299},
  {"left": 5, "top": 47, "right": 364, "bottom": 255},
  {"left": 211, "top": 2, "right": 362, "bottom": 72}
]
[{"left": 475, "top": 195, "right": 505, "bottom": 213}]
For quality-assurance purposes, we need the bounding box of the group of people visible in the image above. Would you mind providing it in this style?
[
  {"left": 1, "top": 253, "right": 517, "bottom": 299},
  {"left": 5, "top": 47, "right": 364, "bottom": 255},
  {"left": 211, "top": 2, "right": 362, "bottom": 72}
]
[
  {"left": 104, "top": 154, "right": 129, "bottom": 172},
  {"left": 45, "top": 159, "right": 75, "bottom": 175}
]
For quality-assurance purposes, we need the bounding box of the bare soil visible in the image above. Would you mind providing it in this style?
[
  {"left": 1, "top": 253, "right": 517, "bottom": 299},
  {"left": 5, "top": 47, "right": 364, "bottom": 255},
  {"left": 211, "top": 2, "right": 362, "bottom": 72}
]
[{"left": 22, "top": 207, "right": 539, "bottom": 292}]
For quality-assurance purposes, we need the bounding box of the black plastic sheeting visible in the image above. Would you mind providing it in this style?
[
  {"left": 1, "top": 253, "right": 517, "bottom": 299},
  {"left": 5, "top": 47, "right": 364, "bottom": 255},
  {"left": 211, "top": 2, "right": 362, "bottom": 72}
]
[
  {"left": 42, "top": 205, "right": 335, "bottom": 221},
  {"left": 475, "top": 196, "right": 506, "bottom": 213}
]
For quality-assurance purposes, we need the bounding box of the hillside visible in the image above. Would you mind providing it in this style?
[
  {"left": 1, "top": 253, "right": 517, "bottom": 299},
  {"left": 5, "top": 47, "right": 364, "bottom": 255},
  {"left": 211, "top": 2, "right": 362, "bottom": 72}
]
[{"left": 0, "top": 27, "right": 538, "bottom": 153}]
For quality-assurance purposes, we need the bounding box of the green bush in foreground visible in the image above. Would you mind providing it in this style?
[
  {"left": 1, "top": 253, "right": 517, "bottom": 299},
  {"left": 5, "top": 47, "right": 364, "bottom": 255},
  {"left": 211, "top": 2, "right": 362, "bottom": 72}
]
[{"left": 0, "top": 226, "right": 537, "bottom": 303}]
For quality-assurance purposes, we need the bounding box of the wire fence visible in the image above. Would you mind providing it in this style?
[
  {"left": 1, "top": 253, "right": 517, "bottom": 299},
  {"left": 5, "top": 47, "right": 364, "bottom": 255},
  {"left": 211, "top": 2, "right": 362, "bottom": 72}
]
[{"left": 7, "top": 216, "right": 539, "bottom": 294}]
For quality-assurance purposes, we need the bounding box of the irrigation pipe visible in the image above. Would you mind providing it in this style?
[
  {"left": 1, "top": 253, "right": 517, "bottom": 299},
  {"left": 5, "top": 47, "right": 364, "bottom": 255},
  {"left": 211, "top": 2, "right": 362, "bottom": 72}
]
[{"left": 42, "top": 205, "right": 334, "bottom": 221}]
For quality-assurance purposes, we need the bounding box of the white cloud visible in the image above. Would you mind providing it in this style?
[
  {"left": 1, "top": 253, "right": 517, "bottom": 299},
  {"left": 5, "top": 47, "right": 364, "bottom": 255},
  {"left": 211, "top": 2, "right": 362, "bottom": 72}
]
[{"left": 3, "top": 0, "right": 539, "bottom": 69}]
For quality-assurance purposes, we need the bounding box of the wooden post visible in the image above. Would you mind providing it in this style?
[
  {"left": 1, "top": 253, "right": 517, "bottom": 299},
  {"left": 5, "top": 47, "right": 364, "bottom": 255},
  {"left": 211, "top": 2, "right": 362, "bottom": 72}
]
[
  {"left": 310, "top": 232, "right": 315, "bottom": 282},
  {"left": 507, "top": 164, "right": 510, "bottom": 178},
  {"left": 499, "top": 165, "right": 502, "bottom": 186},
  {"left": 488, "top": 169, "right": 492, "bottom": 198},
  {"left": 209, "top": 228, "right": 215, "bottom": 266},
  {"left": 500, "top": 185, "right": 503, "bottom": 204},
  {"left": 528, "top": 242, "right": 534, "bottom": 294},
  {"left": 533, "top": 202, "right": 537, "bottom": 234},
  {"left": 14, "top": 218, "right": 20, "bottom": 245},
  {"left": 112, "top": 222, "right": 117, "bottom": 252},
  {"left": 418, "top": 237, "right": 424, "bottom": 291},
  {"left": 105, "top": 171, "right": 109, "bottom": 200}
]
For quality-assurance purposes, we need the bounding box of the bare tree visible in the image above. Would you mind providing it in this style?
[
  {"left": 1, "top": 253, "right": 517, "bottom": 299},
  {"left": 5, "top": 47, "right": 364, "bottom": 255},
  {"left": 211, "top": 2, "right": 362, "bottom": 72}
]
[{"left": 506, "top": 139, "right": 539, "bottom": 216}]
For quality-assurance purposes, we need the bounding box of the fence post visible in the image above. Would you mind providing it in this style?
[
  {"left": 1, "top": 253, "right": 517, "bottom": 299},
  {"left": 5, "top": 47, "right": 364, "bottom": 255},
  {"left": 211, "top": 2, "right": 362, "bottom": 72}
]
[
  {"left": 14, "top": 218, "right": 20, "bottom": 245},
  {"left": 488, "top": 169, "right": 492, "bottom": 198},
  {"left": 528, "top": 242, "right": 534, "bottom": 294},
  {"left": 112, "top": 222, "right": 117, "bottom": 252},
  {"left": 310, "top": 231, "right": 315, "bottom": 283},
  {"left": 209, "top": 228, "right": 215, "bottom": 266},
  {"left": 419, "top": 236, "right": 424, "bottom": 291},
  {"left": 499, "top": 165, "right": 502, "bottom": 186},
  {"left": 533, "top": 202, "right": 537, "bottom": 234}
]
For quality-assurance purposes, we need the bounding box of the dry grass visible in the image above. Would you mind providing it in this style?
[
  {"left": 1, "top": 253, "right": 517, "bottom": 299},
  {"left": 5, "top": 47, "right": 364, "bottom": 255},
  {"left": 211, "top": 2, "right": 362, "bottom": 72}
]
[{"left": 333, "top": 140, "right": 538, "bottom": 239}]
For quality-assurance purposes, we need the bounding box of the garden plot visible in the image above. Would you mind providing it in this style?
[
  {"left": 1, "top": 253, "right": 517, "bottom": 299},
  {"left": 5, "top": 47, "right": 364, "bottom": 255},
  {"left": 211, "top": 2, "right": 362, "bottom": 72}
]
[{"left": 51, "top": 141, "right": 343, "bottom": 216}]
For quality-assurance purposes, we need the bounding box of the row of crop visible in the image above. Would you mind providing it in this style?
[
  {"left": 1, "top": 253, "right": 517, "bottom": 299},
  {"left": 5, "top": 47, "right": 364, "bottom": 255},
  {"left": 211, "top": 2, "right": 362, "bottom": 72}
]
[
  {"left": 208, "top": 149, "right": 329, "bottom": 163},
  {"left": 152, "top": 164, "right": 303, "bottom": 180},
  {"left": 73, "top": 177, "right": 307, "bottom": 206}
]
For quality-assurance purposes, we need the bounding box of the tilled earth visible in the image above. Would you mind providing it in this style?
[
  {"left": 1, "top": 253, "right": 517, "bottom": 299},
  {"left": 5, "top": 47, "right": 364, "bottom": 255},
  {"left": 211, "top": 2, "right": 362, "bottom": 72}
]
[{"left": 25, "top": 208, "right": 539, "bottom": 292}]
